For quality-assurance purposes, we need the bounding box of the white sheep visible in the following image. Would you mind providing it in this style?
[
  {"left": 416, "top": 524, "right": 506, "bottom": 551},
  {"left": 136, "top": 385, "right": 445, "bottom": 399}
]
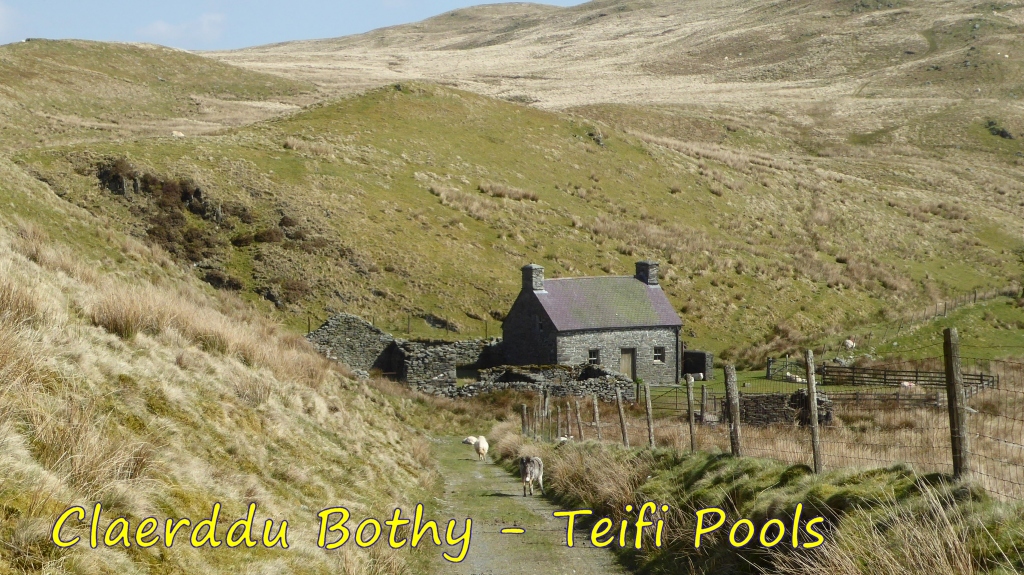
[
  {"left": 462, "top": 436, "right": 489, "bottom": 461},
  {"left": 555, "top": 435, "right": 573, "bottom": 446},
  {"left": 843, "top": 338, "right": 857, "bottom": 350}
]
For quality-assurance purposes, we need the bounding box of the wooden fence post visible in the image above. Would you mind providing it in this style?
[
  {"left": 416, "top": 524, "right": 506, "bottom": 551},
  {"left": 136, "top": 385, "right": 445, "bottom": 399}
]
[
  {"left": 725, "top": 365, "right": 742, "bottom": 457},
  {"left": 686, "top": 374, "right": 696, "bottom": 453},
  {"left": 556, "top": 404, "right": 562, "bottom": 438},
  {"left": 593, "top": 394, "right": 602, "bottom": 441},
  {"left": 574, "top": 398, "right": 585, "bottom": 440},
  {"left": 616, "top": 388, "right": 630, "bottom": 448},
  {"left": 805, "top": 350, "right": 823, "bottom": 474},
  {"left": 700, "top": 384, "right": 708, "bottom": 426},
  {"left": 943, "top": 327, "right": 970, "bottom": 479},
  {"left": 521, "top": 404, "right": 528, "bottom": 436},
  {"left": 644, "top": 381, "right": 655, "bottom": 448}
]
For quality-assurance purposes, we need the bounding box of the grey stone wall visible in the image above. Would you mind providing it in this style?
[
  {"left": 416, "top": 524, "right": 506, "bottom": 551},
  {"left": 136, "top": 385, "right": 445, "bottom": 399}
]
[
  {"left": 556, "top": 327, "right": 679, "bottom": 385},
  {"left": 394, "top": 338, "right": 504, "bottom": 387},
  {"left": 306, "top": 313, "right": 394, "bottom": 371},
  {"left": 414, "top": 364, "right": 636, "bottom": 401},
  {"left": 724, "top": 390, "right": 834, "bottom": 426},
  {"left": 502, "top": 292, "right": 559, "bottom": 365}
]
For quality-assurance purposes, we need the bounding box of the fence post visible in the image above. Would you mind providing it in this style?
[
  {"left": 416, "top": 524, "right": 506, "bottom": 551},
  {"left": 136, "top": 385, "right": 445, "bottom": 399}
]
[
  {"left": 700, "top": 384, "right": 708, "bottom": 425},
  {"left": 686, "top": 375, "right": 697, "bottom": 453},
  {"left": 556, "top": 404, "right": 562, "bottom": 438},
  {"left": 521, "top": 404, "right": 528, "bottom": 436},
  {"left": 724, "top": 365, "right": 742, "bottom": 457},
  {"left": 593, "top": 394, "right": 602, "bottom": 441},
  {"left": 943, "top": 327, "right": 970, "bottom": 480},
  {"left": 574, "top": 398, "right": 585, "bottom": 440},
  {"left": 644, "top": 381, "right": 655, "bottom": 448},
  {"left": 805, "top": 350, "right": 823, "bottom": 474},
  {"left": 616, "top": 388, "right": 630, "bottom": 448}
]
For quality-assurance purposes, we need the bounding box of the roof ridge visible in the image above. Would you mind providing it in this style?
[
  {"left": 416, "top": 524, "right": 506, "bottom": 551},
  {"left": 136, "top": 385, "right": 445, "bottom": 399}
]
[{"left": 544, "top": 275, "right": 635, "bottom": 282}]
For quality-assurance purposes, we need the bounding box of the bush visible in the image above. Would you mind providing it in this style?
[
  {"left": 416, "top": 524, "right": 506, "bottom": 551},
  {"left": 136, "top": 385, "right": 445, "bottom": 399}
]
[
  {"left": 231, "top": 233, "right": 254, "bottom": 247},
  {"left": 253, "top": 228, "right": 284, "bottom": 243},
  {"left": 203, "top": 270, "right": 244, "bottom": 291},
  {"left": 280, "top": 279, "right": 311, "bottom": 303}
]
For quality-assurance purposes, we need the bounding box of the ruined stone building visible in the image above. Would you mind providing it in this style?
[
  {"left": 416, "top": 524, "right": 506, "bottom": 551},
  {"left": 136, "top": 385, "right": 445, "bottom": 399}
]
[{"left": 502, "top": 261, "right": 684, "bottom": 385}]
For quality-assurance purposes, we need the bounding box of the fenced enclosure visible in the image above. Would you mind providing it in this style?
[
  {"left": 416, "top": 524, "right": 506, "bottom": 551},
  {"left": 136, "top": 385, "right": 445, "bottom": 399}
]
[{"left": 518, "top": 328, "right": 1024, "bottom": 501}]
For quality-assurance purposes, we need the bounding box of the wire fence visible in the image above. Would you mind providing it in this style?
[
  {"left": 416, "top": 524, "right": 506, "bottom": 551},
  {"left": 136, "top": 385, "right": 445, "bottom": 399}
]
[{"left": 520, "top": 329, "right": 1024, "bottom": 501}]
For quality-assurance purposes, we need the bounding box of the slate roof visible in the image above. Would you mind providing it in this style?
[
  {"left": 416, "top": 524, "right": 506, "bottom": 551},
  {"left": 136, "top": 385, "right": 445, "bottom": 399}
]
[{"left": 534, "top": 276, "right": 682, "bottom": 332}]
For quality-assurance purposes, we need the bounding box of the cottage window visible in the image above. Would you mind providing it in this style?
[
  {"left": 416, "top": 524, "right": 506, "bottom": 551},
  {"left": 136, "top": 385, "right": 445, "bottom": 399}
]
[
  {"left": 653, "top": 347, "right": 666, "bottom": 363},
  {"left": 534, "top": 315, "right": 542, "bottom": 331},
  {"left": 588, "top": 349, "right": 600, "bottom": 365}
]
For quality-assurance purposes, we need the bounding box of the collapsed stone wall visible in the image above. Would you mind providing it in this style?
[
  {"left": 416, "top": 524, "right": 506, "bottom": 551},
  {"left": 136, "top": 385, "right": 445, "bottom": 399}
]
[
  {"left": 394, "top": 338, "right": 504, "bottom": 387},
  {"left": 306, "top": 313, "right": 394, "bottom": 372},
  {"left": 725, "top": 390, "right": 834, "bottom": 426}
]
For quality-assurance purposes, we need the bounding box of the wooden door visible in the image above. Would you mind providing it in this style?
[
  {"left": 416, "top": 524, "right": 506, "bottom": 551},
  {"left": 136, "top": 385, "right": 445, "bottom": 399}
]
[{"left": 620, "top": 348, "right": 636, "bottom": 380}]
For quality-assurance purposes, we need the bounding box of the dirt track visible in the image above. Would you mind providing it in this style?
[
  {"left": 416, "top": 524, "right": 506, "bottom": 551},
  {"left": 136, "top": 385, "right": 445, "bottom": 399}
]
[{"left": 433, "top": 437, "right": 627, "bottom": 575}]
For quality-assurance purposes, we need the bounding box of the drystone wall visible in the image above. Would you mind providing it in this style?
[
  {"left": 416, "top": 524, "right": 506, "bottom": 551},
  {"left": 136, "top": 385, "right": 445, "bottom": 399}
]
[
  {"left": 413, "top": 364, "right": 636, "bottom": 400},
  {"left": 394, "top": 339, "right": 504, "bottom": 387},
  {"left": 726, "top": 390, "right": 834, "bottom": 426},
  {"left": 306, "top": 313, "right": 394, "bottom": 372}
]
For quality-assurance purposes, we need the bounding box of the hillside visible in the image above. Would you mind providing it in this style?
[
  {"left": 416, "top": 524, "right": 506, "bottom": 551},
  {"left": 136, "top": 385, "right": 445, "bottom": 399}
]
[
  {"left": 12, "top": 80, "right": 1024, "bottom": 360},
  {"left": 214, "top": 0, "right": 1024, "bottom": 110},
  {"left": 0, "top": 151, "right": 478, "bottom": 572},
  {"left": 0, "top": 39, "right": 316, "bottom": 151}
]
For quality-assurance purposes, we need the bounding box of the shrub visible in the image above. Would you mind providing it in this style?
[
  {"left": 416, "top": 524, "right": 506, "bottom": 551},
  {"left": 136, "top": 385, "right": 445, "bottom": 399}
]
[
  {"left": 280, "top": 279, "right": 311, "bottom": 303},
  {"left": 253, "top": 228, "right": 284, "bottom": 243},
  {"left": 231, "top": 233, "right": 254, "bottom": 247},
  {"left": 203, "top": 270, "right": 244, "bottom": 291}
]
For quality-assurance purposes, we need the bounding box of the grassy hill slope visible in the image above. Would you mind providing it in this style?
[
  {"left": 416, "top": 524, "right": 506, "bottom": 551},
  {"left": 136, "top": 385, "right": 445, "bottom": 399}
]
[
  {"left": 0, "top": 151, "right": 482, "bottom": 573},
  {"left": 13, "top": 82, "right": 1024, "bottom": 361},
  {"left": 0, "top": 39, "right": 316, "bottom": 151}
]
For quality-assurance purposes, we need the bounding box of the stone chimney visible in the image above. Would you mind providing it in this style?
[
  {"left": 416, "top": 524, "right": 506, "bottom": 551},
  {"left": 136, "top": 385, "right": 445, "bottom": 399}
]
[
  {"left": 635, "top": 260, "right": 659, "bottom": 286},
  {"left": 522, "top": 264, "right": 545, "bottom": 291}
]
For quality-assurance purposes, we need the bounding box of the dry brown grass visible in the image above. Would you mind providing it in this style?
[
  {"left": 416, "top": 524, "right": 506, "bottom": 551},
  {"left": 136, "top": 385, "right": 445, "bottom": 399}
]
[
  {"left": 0, "top": 219, "right": 437, "bottom": 574},
  {"left": 88, "top": 280, "right": 333, "bottom": 388},
  {"left": 284, "top": 136, "right": 334, "bottom": 157},
  {"left": 0, "top": 275, "right": 40, "bottom": 325},
  {"left": 12, "top": 219, "right": 98, "bottom": 284},
  {"left": 429, "top": 184, "right": 492, "bottom": 220},
  {"left": 478, "top": 180, "right": 538, "bottom": 201}
]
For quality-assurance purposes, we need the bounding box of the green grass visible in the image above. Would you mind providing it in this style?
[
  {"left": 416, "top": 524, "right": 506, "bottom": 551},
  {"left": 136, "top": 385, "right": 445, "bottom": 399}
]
[
  {"left": 0, "top": 39, "right": 314, "bottom": 150},
  {"left": 14, "top": 81, "right": 1024, "bottom": 363}
]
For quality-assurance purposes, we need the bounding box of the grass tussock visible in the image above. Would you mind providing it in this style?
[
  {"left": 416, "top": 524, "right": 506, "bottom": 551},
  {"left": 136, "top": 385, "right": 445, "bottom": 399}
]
[
  {"left": 430, "top": 184, "right": 492, "bottom": 220},
  {"left": 88, "top": 280, "right": 333, "bottom": 387},
  {"left": 765, "top": 488, "right": 1019, "bottom": 575},
  {"left": 284, "top": 136, "right": 334, "bottom": 157},
  {"left": 478, "top": 180, "right": 538, "bottom": 201}
]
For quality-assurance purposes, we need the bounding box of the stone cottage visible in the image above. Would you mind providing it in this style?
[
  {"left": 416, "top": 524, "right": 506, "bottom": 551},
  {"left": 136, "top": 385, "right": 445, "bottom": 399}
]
[{"left": 502, "top": 261, "right": 683, "bottom": 385}]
